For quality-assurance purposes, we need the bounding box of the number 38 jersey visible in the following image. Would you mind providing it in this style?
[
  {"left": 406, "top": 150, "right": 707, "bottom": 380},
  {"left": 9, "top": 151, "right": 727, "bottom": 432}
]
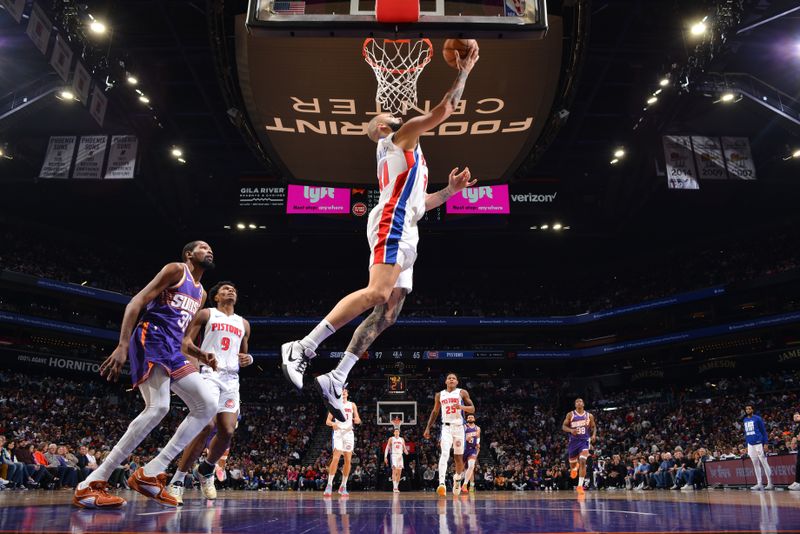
[
  {"left": 439, "top": 388, "right": 464, "bottom": 425},
  {"left": 200, "top": 308, "right": 245, "bottom": 380}
]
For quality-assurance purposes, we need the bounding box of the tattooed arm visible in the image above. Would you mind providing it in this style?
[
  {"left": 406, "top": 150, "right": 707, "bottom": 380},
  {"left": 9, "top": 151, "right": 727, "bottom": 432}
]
[{"left": 425, "top": 167, "right": 477, "bottom": 211}]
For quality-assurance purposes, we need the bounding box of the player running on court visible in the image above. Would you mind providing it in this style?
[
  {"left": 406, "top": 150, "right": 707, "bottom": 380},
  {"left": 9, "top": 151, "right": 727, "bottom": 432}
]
[
  {"left": 280, "top": 44, "right": 480, "bottom": 421},
  {"left": 461, "top": 413, "right": 481, "bottom": 493},
  {"left": 168, "top": 281, "right": 252, "bottom": 504},
  {"left": 562, "top": 398, "right": 597, "bottom": 494},
  {"left": 324, "top": 388, "right": 361, "bottom": 497},
  {"left": 384, "top": 427, "right": 409, "bottom": 493},
  {"left": 73, "top": 241, "right": 218, "bottom": 509},
  {"left": 423, "top": 372, "right": 475, "bottom": 496}
]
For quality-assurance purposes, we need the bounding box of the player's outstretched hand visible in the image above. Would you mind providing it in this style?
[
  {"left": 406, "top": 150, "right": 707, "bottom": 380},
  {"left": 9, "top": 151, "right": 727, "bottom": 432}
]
[
  {"left": 200, "top": 351, "right": 218, "bottom": 371},
  {"left": 100, "top": 345, "right": 128, "bottom": 382},
  {"left": 456, "top": 45, "right": 479, "bottom": 74},
  {"left": 448, "top": 167, "right": 477, "bottom": 193},
  {"left": 423, "top": 429, "right": 431, "bottom": 440},
  {"left": 238, "top": 353, "right": 254, "bottom": 367}
]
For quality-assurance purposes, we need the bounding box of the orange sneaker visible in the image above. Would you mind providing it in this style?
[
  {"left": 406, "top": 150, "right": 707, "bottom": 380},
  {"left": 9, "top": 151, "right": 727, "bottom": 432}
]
[
  {"left": 576, "top": 485, "right": 585, "bottom": 494},
  {"left": 72, "top": 481, "right": 127, "bottom": 509},
  {"left": 436, "top": 484, "right": 446, "bottom": 496},
  {"left": 570, "top": 468, "right": 578, "bottom": 480},
  {"left": 461, "top": 484, "right": 469, "bottom": 494},
  {"left": 127, "top": 467, "right": 180, "bottom": 507}
]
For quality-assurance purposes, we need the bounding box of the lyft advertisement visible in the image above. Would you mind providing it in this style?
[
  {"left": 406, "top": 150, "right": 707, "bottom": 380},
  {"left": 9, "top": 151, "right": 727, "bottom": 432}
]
[
  {"left": 446, "top": 185, "right": 510, "bottom": 214},
  {"left": 286, "top": 184, "right": 350, "bottom": 214}
]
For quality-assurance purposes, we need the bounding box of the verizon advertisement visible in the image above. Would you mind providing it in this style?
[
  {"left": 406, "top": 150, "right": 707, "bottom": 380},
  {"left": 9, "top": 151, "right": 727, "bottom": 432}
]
[
  {"left": 446, "top": 185, "right": 510, "bottom": 214},
  {"left": 236, "top": 17, "right": 563, "bottom": 184},
  {"left": 705, "top": 455, "right": 796, "bottom": 486},
  {"left": 286, "top": 184, "right": 350, "bottom": 214}
]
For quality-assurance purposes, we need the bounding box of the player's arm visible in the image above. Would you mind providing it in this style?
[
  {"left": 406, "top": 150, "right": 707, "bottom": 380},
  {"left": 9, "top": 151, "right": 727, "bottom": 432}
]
[
  {"left": 404, "top": 439, "right": 409, "bottom": 455},
  {"left": 352, "top": 403, "right": 362, "bottom": 425},
  {"left": 181, "top": 307, "right": 217, "bottom": 370},
  {"left": 459, "top": 389, "right": 476, "bottom": 414},
  {"left": 393, "top": 46, "right": 479, "bottom": 150},
  {"left": 325, "top": 412, "right": 339, "bottom": 431},
  {"left": 423, "top": 392, "right": 441, "bottom": 439},
  {"left": 424, "top": 167, "right": 477, "bottom": 211},
  {"left": 238, "top": 319, "right": 253, "bottom": 367},
  {"left": 476, "top": 426, "right": 482, "bottom": 453},
  {"left": 99, "top": 262, "right": 184, "bottom": 381},
  {"left": 758, "top": 416, "right": 769, "bottom": 451},
  {"left": 384, "top": 440, "right": 390, "bottom": 464},
  {"left": 562, "top": 412, "right": 576, "bottom": 435},
  {"left": 589, "top": 413, "right": 597, "bottom": 444}
]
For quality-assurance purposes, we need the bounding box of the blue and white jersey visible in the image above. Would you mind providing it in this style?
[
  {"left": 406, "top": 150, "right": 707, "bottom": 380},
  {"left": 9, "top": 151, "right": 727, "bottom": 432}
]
[{"left": 743, "top": 414, "right": 769, "bottom": 446}]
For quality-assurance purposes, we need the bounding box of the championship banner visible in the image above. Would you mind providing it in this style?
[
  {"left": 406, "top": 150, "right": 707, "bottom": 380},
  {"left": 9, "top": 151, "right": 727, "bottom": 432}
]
[
  {"left": 39, "top": 135, "right": 76, "bottom": 178},
  {"left": 721, "top": 137, "right": 756, "bottom": 180},
  {"left": 446, "top": 184, "right": 510, "bottom": 214},
  {"left": 1, "top": 0, "right": 26, "bottom": 23},
  {"left": 90, "top": 85, "right": 108, "bottom": 127},
  {"left": 691, "top": 136, "right": 726, "bottom": 180},
  {"left": 50, "top": 34, "right": 74, "bottom": 82},
  {"left": 25, "top": 2, "right": 52, "bottom": 55},
  {"left": 663, "top": 136, "right": 699, "bottom": 190},
  {"left": 286, "top": 184, "right": 350, "bottom": 214},
  {"left": 73, "top": 135, "right": 108, "bottom": 179},
  {"left": 104, "top": 135, "right": 138, "bottom": 179},
  {"left": 72, "top": 61, "right": 91, "bottom": 105},
  {"left": 705, "top": 455, "right": 796, "bottom": 486}
]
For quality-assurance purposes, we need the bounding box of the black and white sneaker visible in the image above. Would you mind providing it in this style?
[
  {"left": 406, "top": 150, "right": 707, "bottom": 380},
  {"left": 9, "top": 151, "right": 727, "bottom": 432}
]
[
  {"left": 281, "top": 341, "right": 314, "bottom": 390},
  {"left": 315, "top": 372, "right": 346, "bottom": 422}
]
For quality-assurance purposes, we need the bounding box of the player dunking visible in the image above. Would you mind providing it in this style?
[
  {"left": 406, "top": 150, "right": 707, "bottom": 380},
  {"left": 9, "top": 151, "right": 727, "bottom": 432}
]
[
  {"left": 324, "top": 388, "right": 361, "bottom": 497},
  {"left": 423, "top": 373, "right": 475, "bottom": 496},
  {"left": 280, "top": 45, "right": 480, "bottom": 421},
  {"left": 384, "top": 427, "right": 409, "bottom": 493},
  {"left": 73, "top": 241, "right": 218, "bottom": 508},
  {"left": 562, "top": 398, "right": 597, "bottom": 493},
  {"left": 167, "top": 281, "right": 252, "bottom": 504},
  {"left": 461, "top": 413, "right": 481, "bottom": 493}
]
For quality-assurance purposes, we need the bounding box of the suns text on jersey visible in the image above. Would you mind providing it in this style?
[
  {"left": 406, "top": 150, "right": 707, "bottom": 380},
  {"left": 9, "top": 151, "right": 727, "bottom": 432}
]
[{"left": 169, "top": 293, "right": 200, "bottom": 315}]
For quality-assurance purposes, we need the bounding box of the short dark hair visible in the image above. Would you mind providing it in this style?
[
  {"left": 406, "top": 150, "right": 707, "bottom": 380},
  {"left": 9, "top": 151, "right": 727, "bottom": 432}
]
[
  {"left": 208, "top": 281, "right": 236, "bottom": 304},
  {"left": 182, "top": 241, "right": 202, "bottom": 261},
  {"left": 446, "top": 372, "right": 458, "bottom": 379}
]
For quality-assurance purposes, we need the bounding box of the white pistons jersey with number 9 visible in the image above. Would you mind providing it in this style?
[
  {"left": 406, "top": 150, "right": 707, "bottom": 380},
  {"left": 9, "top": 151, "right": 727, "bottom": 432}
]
[
  {"left": 201, "top": 308, "right": 245, "bottom": 378},
  {"left": 439, "top": 388, "right": 463, "bottom": 424}
]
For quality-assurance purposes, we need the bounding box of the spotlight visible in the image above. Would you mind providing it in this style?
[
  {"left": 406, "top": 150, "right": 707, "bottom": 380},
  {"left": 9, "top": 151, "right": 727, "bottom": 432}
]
[
  {"left": 58, "top": 90, "right": 75, "bottom": 101},
  {"left": 690, "top": 20, "right": 707, "bottom": 36},
  {"left": 659, "top": 77, "right": 670, "bottom": 87},
  {"left": 654, "top": 89, "right": 662, "bottom": 95},
  {"left": 0, "top": 148, "right": 4, "bottom": 158},
  {"left": 171, "top": 148, "right": 183, "bottom": 158},
  {"left": 647, "top": 96, "right": 658, "bottom": 105},
  {"left": 720, "top": 92, "right": 735, "bottom": 102},
  {"left": 258, "top": 225, "right": 266, "bottom": 229},
  {"left": 563, "top": 226, "right": 571, "bottom": 230},
  {"left": 614, "top": 148, "right": 626, "bottom": 158},
  {"left": 127, "top": 75, "right": 138, "bottom": 85},
  {"left": 236, "top": 223, "right": 246, "bottom": 230},
  {"left": 223, "top": 225, "right": 232, "bottom": 229},
  {"left": 177, "top": 158, "right": 186, "bottom": 164},
  {"left": 89, "top": 20, "right": 107, "bottom": 34},
  {"left": 793, "top": 149, "right": 800, "bottom": 159},
  {"left": 553, "top": 223, "right": 563, "bottom": 231},
  {"left": 530, "top": 226, "right": 538, "bottom": 230},
  {"left": 610, "top": 158, "right": 619, "bottom": 165},
  {"left": 139, "top": 95, "right": 150, "bottom": 104},
  {"left": 540, "top": 224, "right": 549, "bottom": 230},
  {"left": 248, "top": 223, "right": 257, "bottom": 229}
]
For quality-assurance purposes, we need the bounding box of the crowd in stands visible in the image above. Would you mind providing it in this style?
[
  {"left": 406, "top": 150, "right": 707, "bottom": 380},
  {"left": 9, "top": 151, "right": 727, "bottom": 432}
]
[{"left": 1, "top": 366, "right": 798, "bottom": 493}]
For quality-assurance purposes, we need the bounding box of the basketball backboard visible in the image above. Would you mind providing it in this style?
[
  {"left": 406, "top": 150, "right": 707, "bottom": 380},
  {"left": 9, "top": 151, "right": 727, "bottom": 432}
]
[{"left": 248, "top": 0, "right": 548, "bottom": 39}]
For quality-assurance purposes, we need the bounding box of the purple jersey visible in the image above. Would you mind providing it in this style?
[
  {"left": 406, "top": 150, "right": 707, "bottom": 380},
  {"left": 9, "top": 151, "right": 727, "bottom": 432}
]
[
  {"left": 464, "top": 424, "right": 479, "bottom": 458},
  {"left": 129, "top": 264, "right": 203, "bottom": 387},
  {"left": 567, "top": 410, "right": 591, "bottom": 459}
]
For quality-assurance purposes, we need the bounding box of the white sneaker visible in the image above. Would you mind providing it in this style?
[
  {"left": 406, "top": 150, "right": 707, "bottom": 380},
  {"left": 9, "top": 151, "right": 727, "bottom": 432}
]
[
  {"left": 681, "top": 485, "right": 694, "bottom": 491},
  {"left": 750, "top": 484, "right": 764, "bottom": 491},
  {"left": 634, "top": 483, "right": 644, "bottom": 491},
  {"left": 281, "top": 341, "right": 314, "bottom": 390},
  {"left": 194, "top": 469, "right": 217, "bottom": 500},
  {"left": 787, "top": 482, "right": 800, "bottom": 491},
  {"left": 166, "top": 483, "right": 184, "bottom": 506},
  {"left": 765, "top": 484, "right": 774, "bottom": 491},
  {"left": 314, "top": 372, "right": 345, "bottom": 422}
]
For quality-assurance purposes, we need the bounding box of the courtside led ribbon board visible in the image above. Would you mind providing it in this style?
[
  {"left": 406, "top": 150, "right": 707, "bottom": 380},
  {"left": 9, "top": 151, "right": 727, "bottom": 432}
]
[
  {"left": 286, "top": 184, "right": 351, "bottom": 214},
  {"left": 446, "top": 184, "right": 510, "bottom": 214}
]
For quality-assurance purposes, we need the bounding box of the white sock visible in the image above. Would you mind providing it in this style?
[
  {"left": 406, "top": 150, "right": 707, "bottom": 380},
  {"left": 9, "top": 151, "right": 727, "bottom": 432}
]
[
  {"left": 327, "top": 474, "right": 334, "bottom": 487},
  {"left": 341, "top": 475, "right": 348, "bottom": 487},
  {"left": 393, "top": 480, "right": 398, "bottom": 489},
  {"left": 578, "top": 476, "right": 584, "bottom": 487},
  {"left": 331, "top": 351, "right": 358, "bottom": 382},
  {"left": 301, "top": 320, "right": 336, "bottom": 351},
  {"left": 171, "top": 470, "right": 187, "bottom": 485},
  {"left": 81, "top": 368, "right": 172, "bottom": 489},
  {"left": 464, "top": 459, "right": 476, "bottom": 485},
  {"left": 143, "top": 372, "right": 217, "bottom": 477}
]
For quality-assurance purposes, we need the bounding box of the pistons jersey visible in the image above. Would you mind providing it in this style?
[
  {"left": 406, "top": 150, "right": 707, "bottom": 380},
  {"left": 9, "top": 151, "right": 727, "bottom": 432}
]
[
  {"left": 374, "top": 134, "right": 429, "bottom": 227},
  {"left": 200, "top": 308, "right": 245, "bottom": 381},
  {"left": 439, "top": 388, "right": 464, "bottom": 425},
  {"left": 336, "top": 401, "right": 354, "bottom": 433},
  {"left": 389, "top": 437, "right": 405, "bottom": 455}
]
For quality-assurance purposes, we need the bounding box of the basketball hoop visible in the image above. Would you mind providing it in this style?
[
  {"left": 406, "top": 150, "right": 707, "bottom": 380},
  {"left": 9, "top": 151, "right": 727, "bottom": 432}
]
[
  {"left": 363, "top": 38, "right": 433, "bottom": 115},
  {"left": 391, "top": 416, "right": 403, "bottom": 430}
]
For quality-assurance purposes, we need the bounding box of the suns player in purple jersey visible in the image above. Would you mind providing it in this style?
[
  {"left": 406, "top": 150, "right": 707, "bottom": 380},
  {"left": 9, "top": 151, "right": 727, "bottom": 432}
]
[
  {"left": 280, "top": 46, "right": 480, "bottom": 423},
  {"left": 561, "top": 398, "right": 597, "bottom": 493},
  {"left": 72, "top": 241, "right": 219, "bottom": 509},
  {"left": 461, "top": 414, "right": 481, "bottom": 493}
]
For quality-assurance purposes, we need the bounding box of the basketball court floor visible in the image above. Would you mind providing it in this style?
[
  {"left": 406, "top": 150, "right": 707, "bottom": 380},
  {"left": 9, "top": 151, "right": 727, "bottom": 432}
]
[{"left": 1, "top": 490, "right": 799, "bottom": 533}]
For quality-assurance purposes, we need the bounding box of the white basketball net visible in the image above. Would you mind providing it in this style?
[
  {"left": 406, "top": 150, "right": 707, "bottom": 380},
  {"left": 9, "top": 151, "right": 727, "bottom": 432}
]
[{"left": 363, "top": 38, "right": 433, "bottom": 115}]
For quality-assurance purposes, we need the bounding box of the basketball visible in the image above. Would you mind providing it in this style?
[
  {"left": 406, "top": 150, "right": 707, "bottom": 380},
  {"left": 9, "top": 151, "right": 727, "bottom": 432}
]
[{"left": 442, "top": 39, "right": 478, "bottom": 69}]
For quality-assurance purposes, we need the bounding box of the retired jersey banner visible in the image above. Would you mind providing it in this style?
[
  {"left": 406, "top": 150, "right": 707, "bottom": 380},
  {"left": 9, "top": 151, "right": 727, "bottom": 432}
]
[
  {"left": 104, "top": 135, "right": 137, "bottom": 179},
  {"left": 73, "top": 135, "right": 108, "bottom": 179},
  {"left": 90, "top": 86, "right": 108, "bottom": 127},
  {"left": 446, "top": 184, "right": 510, "bottom": 214},
  {"left": 691, "top": 136, "right": 726, "bottom": 180},
  {"left": 1, "top": 0, "right": 26, "bottom": 23},
  {"left": 50, "top": 34, "right": 74, "bottom": 82},
  {"left": 72, "top": 62, "right": 91, "bottom": 105},
  {"left": 663, "top": 136, "right": 699, "bottom": 190},
  {"left": 286, "top": 184, "right": 350, "bottom": 214},
  {"left": 722, "top": 137, "right": 756, "bottom": 180},
  {"left": 39, "top": 136, "right": 76, "bottom": 178},
  {"left": 26, "top": 2, "right": 52, "bottom": 55}
]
